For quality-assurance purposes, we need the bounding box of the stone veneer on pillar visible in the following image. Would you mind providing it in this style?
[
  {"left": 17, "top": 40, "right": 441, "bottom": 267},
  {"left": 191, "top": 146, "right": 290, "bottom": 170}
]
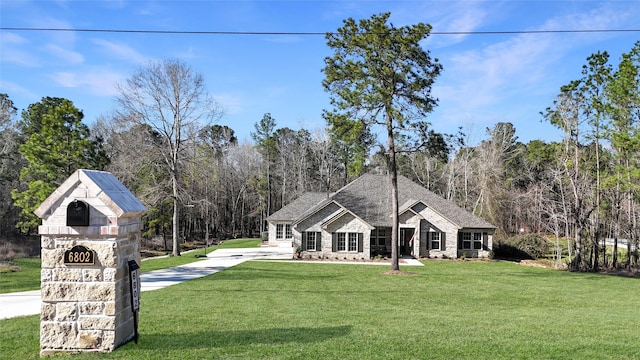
[{"left": 34, "top": 169, "right": 146, "bottom": 356}]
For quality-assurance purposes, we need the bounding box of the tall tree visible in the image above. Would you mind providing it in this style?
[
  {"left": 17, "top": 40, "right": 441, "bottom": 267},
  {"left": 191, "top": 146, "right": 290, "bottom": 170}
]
[
  {"left": 473, "top": 122, "right": 522, "bottom": 231},
  {"left": 11, "top": 97, "right": 108, "bottom": 233},
  {"left": 0, "top": 94, "right": 21, "bottom": 237},
  {"left": 323, "top": 12, "right": 442, "bottom": 270},
  {"left": 194, "top": 125, "right": 238, "bottom": 239},
  {"left": 308, "top": 128, "right": 343, "bottom": 193},
  {"left": 251, "top": 113, "right": 277, "bottom": 231},
  {"left": 323, "top": 112, "right": 374, "bottom": 183},
  {"left": 116, "top": 59, "right": 221, "bottom": 256},
  {"left": 605, "top": 41, "right": 640, "bottom": 268},
  {"left": 545, "top": 84, "right": 598, "bottom": 271},
  {"left": 578, "top": 51, "right": 612, "bottom": 270}
]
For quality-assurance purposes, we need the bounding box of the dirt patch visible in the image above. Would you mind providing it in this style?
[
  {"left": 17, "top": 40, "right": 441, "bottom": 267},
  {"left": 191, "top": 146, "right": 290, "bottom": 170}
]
[
  {"left": 0, "top": 262, "right": 21, "bottom": 273},
  {"left": 519, "top": 259, "right": 640, "bottom": 278},
  {"left": 519, "top": 259, "right": 565, "bottom": 269},
  {"left": 601, "top": 269, "right": 640, "bottom": 278}
]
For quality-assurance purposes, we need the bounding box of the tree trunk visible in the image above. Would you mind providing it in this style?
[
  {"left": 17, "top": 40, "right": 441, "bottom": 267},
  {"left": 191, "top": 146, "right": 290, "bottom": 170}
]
[
  {"left": 387, "top": 111, "right": 400, "bottom": 272},
  {"left": 172, "top": 168, "right": 181, "bottom": 256}
]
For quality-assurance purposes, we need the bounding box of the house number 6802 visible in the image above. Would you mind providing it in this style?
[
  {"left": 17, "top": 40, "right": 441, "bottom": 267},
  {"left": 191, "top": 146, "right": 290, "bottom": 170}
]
[
  {"left": 64, "top": 245, "right": 95, "bottom": 265},
  {"left": 68, "top": 251, "right": 91, "bottom": 263}
]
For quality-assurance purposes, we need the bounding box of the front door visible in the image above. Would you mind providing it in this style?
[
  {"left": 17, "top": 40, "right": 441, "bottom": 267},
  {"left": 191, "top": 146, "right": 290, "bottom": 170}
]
[{"left": 399, "top": 228, "right": 414, "bottom": 256}]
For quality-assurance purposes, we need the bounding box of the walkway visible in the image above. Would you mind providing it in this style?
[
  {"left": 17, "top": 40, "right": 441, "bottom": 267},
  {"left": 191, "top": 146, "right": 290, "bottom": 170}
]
[{"left": 0, "top": 247, "right": 422, "bottom": 319}]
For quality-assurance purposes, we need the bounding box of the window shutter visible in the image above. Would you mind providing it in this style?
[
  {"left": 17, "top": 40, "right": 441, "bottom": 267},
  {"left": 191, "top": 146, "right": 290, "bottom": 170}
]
[
  {"left": 441, "top": 232, "right": 446, "bottom": 251},
  {"left": 457, "top": 232, "right": 463, "bottom": 249},
  {"left": 357, "top": 233, "right": 363, "bottom": 253},
  {"left": 301, "top": 232, "right": 307, "bottom": 251},
  {"left": 332, "top": 233, "right": 337, "bottom": 252},
  {"left": 483, "top": 232, "right": 489, "bottom": 250}
]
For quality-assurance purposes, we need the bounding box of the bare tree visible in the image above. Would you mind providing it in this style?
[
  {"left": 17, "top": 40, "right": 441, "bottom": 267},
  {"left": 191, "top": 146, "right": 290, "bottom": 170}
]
[
  {"left": 0, "top": 94, "right": 21, "bottom": 237},
  {"left": 308, "top": 128, "right": 343, "bottom": 193},
  {"left": 115, "top": 59, "right": 222, "bottom": 256}
]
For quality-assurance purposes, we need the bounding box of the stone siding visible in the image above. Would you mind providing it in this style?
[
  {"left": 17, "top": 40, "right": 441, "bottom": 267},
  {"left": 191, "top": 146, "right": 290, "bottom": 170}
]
[
  {"left": 298, "top": 207, "right": 372, "bottom": 260},
  {"left": 267, "top": 222, "right": 294, "bottom": 247},
  {"left": 417, "top": 207, "right": 460, "bottom": 258}
]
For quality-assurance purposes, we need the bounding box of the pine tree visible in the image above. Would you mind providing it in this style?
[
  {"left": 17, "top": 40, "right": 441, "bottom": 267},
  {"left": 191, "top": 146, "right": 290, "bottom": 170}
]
[{"left": 11, "top": 97, "right": 108, "bottom": 233}]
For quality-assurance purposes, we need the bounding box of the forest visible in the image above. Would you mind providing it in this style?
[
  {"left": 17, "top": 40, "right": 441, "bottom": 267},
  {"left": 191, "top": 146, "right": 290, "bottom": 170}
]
[{"left": 0, "top": 19, "right": 638, "bottom": 272}]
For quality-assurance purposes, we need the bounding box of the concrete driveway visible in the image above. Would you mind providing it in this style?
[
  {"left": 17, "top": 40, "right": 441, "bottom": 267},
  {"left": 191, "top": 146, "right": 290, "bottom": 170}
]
[{"left": 0, "top": 246, "right": 293, "bottom": 320}]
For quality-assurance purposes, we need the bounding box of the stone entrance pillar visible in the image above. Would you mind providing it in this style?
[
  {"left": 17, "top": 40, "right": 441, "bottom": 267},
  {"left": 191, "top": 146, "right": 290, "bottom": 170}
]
[{"left": 34, "top": 169, "right": 146, "bottom": 356}]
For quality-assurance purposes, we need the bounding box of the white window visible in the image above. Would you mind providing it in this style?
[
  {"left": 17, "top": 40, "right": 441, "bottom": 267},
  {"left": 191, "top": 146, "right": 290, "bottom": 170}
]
[
  {"left": 462, "top": 232, "right": 472, "bottom": 249},
  {"left": 377, "top": 228, "right": 386, "bottom": 246},
  {"left": 335, "top": 232, "right": 361, "bottom": 253},
  {"left": 370, "top": 228, "right": 387, "bottom": 246},
  {"left": 306, "top": 232, "right": 320, "bottom": 251},
  {"left": 430, "top": 232, "right": 441, "bottom": 250},
  {"left": 473, "top": 232, "right": 483, "bottom": 250},
  {"left": 348, "top": 233, "right": 358, "bottom": 252},
  {"left": 462, "top": 232, "right": 483, "bottom": 250},
  {"left": 337, "top": 233, "right": 346, "bottom": 251},
  {"left": 276, "top": 224, "right": 292, "bottom": 240}
]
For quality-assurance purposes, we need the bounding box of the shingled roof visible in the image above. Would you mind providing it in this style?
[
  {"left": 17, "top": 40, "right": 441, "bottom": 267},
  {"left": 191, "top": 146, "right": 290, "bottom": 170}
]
[
  {"left": 34, "top": 169, "right": 146, "bottom": 219},
  {"left": 267, "top": 192, "right": 330, "bottom": 221},
  {"left": 270, "top": 174, "right": 494, "bottom": 230}
]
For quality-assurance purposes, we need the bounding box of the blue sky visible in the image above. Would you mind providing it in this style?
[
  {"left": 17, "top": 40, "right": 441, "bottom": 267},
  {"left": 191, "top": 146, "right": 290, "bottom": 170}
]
[{"left": 1, "top": 1, "right": 639, "bottom": 145}]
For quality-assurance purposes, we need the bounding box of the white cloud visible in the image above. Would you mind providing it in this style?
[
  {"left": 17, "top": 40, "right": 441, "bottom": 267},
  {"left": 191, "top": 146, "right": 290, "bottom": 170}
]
[
  {"left": 91, "top": 39, "right": 147, "bottom": 64},
  {"left": 451, "top": 31, "right": 555, "bottom": 88},
  {"left": 0, "top": 80, "right": 38, "bottom": 99},
  {"left": 212, "top": 92, "right": 243, "bottom": 115},
  {"left": 430, "top": 1, "right": 640, "bottom": 141},
  {"left": 543, "top": 3, "right": 636, "bottom": 32},
  {"left": 43, "top": 44, "right": 84, "bottom": 64},
  {"left": 441, "top": 1, "right": 637, "bottom": 109},
  {"left": 32, "top": 16, "right": 77, "bottom": 45},
  {"left": 427, "top": 1, "right": 489, "bottom": 46},
  {"left": 49, "top": 67, "right": 124, "bottom": 96},
  {"left": 390, "top": 0, "right": 492, "bottom": 48},
  {"left": 0, "top": 32, "right": 40, "bottom": 67},
  {"left": 0, "top": 32, "right": 27, "bottom": 45}
]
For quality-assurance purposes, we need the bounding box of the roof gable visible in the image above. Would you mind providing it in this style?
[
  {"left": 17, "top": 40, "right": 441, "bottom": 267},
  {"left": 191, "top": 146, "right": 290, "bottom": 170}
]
[
  {"left": 267, "top": 192, "right": 329, "bottom": 222},
  {"left": 266, "top": 173, "right": 495, "bottom": 230},
  {"left": 321, "top": 208, "right": 374, "bottom": 231},
  {"left": 395, "top": 176, "right": 494, "bottom": 229},
  {"left": 34, "top": 169, "right": 146, "bottom": 219}
]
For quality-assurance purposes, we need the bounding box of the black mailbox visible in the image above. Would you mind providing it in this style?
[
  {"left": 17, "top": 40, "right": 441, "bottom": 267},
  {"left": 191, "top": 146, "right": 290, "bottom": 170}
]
[{"left": 66, "top": 200, "right": 89, "bottom": 226}]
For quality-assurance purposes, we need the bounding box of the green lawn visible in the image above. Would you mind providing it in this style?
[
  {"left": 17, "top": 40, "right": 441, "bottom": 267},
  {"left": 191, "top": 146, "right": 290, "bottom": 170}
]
[
  {"left": 140, "top": 239, "right": 262, "bottom": 273},
  {"left": 2, "top": 260, "right": 638, "bottom": 359},
  {"left": 0, "top": 258, "right": 42, "bottom": 294},
  {"left": 0, "top": 239, "right": 262, "bottom": 293}
]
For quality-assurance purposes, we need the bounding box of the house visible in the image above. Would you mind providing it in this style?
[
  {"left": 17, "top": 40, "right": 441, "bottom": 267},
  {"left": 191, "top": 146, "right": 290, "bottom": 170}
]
[{"left": 266, "top": 174, "right": 495, "bottom": 259}]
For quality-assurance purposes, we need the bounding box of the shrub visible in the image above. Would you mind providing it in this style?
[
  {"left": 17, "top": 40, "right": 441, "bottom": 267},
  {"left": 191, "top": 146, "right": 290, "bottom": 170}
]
[
  {"left": 493, "top": 234, "right": 549, "bottom": 260},
  {"left": 514, "top": 234, "right": 549, "bottom": 259}
]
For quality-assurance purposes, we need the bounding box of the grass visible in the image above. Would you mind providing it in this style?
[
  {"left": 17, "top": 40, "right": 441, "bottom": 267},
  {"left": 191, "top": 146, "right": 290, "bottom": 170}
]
[
  {"left": 140, "top": 238, "right": 262, "bottom": 273},
  {"left": 0, "top": 239, "right": 262, "bottom": 293},
  {"left": 2, "top": 260, "right": 639, "bottom": 359},
  {"left": 0, "top": 258, "right": 42, "bottom": 294}
]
